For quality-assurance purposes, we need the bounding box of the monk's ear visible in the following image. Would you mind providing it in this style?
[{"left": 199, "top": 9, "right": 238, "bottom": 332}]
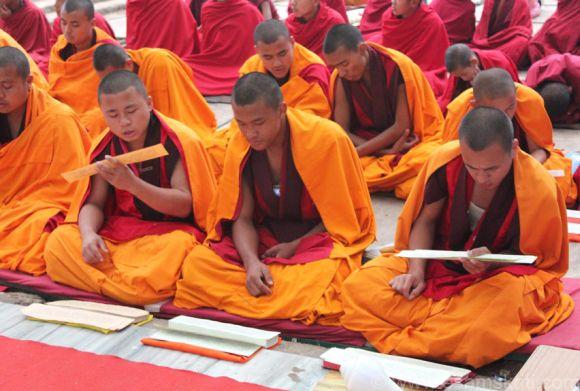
[
  {"left": 124, "top": 59, "right": 134, "bottom": 71},
  {"left": 146, "top": 96, "right": 153, "bottom": 111},
  {"left": 25, "top": 75, "right": 33, "bottom": 89},
  {"left": 469, "top": 98, "right": 477, "bottom": 108},
  {"left": 469, "top": 57, "right": 478, "bottom": 68},
  {"left": 511, "top": 138, "right": 519, "bottom": 155},
  {"left": 279, "top": 102, "right": 287, "bottom": 116}
]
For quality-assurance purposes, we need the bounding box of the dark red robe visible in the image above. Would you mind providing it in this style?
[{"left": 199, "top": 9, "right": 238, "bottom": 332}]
[
  {"left": 288, "top": 0, "right": 348, "bottom": 23},
  {"left": 50, "top": 12, "right": 116, "bottom": 47},
  {"left": 430, "top": 0, "right": 476, "bottom": 44},
  {"left": 359, "top": 0, "right": 391, "bottom": 38}
]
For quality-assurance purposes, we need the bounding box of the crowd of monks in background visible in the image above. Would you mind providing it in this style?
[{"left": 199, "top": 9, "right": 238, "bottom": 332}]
[{"left": 0, "top": 0, "right": 578, "bottom": 369}]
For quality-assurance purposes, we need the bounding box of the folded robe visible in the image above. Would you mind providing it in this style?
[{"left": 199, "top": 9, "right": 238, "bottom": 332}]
[
  {"left": 184, "top": 0, "right": 263, "bottom": 96},
  {"left": 174, "top": 108, "right": 375, "bottom": 326},
  {"left": 430, "top": 0, "right": 475, "bottom": 44},
  {"left": 358, "top": 0, "right": 391, "bottom": 38},
  {"left": 330, "top": 43, "right": 444, "bottom": 199},
  {"left": 50, "top": 12, "right": 116, "bottom": 47},
  {"left": 340, "top": 142, "right": 574, "bottom": 368},
  {"left": 0, "top": 85, "right": 90, "bottom": 276},
  {"left": 126, "top": 0, "right": 200, "bottom": 58},
  {"left": 443, "top": 84, "right": 578, "bottom": 206},
  {"left": 0, "top": 28, "right": 48, "bottom": 91},
  {"left": 288, "top": 0, "right": 348, "bottom": 23},
  {"left": 0, "top": 0, "right": 51, "bottom": 75},
  {"left": 470, "top": 0, "right": 532, "bottom": 66},
  {"left": 44, "top": 111, "right": 217, "bottom": 305}
]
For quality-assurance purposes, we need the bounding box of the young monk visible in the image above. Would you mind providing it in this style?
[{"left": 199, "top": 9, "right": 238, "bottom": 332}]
[
  {"left": 48, "top": 0, "right": 116, "bottom": 115},
  {"left": 444, "top": 68, "right": 577, "bottom": 206},
  {"left": 430, "top": 0, "right": 475, "bottom": 44},
  {"left": 323, "top": 24, "right": 444, "bottom": 199},
  {"left": 285, "top": 0, "right": 344, "bottom": 57},
  {"left": 288, "top": 0, "right": 348, "bottom": 23},
  {"left": 439, "top": 44, "right": 520, "bottom": 112},
  {"left": 50, "top": 0, "right": 115, "bottom": 47},
  {"left": 340, "top": 107, "right": 574, "bottom": 368},
  {"left": 0, "top": 47, "right": 89, "bottom": 276},
  {"left": 44, "top": 71, "right": 216, "bottom": 305},
  {"left": 174, "top": 73, "right": 375, "bottom": 326},
  {"left": 84, "top": 43, "right": 216, "bottom": 140},
  {"left": 250, "top": 0, "right": 279, "bottom": 19},
  {"left": 0, "top": 0, "right": 51, "bottom": 75},
  {"left": 358, "top": 0, "right": 391, "bottom": 38},
  {"left": 0, "top": 28, "right": 48, "bottom": 90}
]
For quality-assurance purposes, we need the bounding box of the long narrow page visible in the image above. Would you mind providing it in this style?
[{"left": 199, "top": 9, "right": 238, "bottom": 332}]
[{"left": 397, "top": 250, "right": 536, "bottom": 264}]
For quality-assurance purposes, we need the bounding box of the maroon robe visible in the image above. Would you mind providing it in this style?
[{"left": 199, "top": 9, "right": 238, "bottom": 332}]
[
  {"left": 288, "top": 0, "right": 348, "bottom": 23},
  {"left": 50, "top": 12, "right": 116, "bottom": 47},
  {"left": 430, "top": 0, "right": 476, "bottom": 44},
  {"left": 359, "top": 0, "right": 391, "bottom": 38}
]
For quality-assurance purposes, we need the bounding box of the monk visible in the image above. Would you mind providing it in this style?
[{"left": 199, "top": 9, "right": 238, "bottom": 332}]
[
  {"left": 289, "top": 0, "right": 348, "bottom": 23},
  {"left": 528, "top": 0, "right": 579, "bottom": 64},
  {"left": 470, "top": 0, "right": 532, "bottom": 66},
  {"left": 323, "top": 24, "right": 444, "bottom": 199},
  {"left": 340, "top": 107, "right": 574, "bottom": 368},
  {"left": 44, "top": 71, "right": 216, "bottom": 305},
  {"left": 174, "top": 73, "right": 375, "bottom": 325},
  {"left": 430, "top": 0, "right": 475, "bottom": 44},
  {"left": 84, "top": 43, "right": 216, "bottom": 140},
  {"left": 444, "top": 68, "right": 577, "bottom": 206},
  {"left": 184, "top": 0, "right": 263, "bottom": 96},
  {"left": 526, "top": 54, "right": 580, "bottom": 126},
  {"left": 48, "top": 0, "right": 116, "bottom": 115},
  {"left": 285, "top": 0, "right": 344, "bottom": 58},
  {"left": 250, "top": 0, "right": 279, "bottom": 19},
  {"left": 358, "top": 0, "right": 391, "bottom": 38},
  {"left": 126, "top": 0, "right": 200, "bottom": 58},
  {"left": 377, "top": 0, "right": 450, "bottom": 96},
  {"left": 0, "top": 47, "right": 89, "bottom": 276},
  {"left": 0, "top": 28, "right": 48, "bottom": 90},
  {"left": 50, "top": 0, "right": 115, "bottom": 47},
  {"left": 439, "top": 44, "right": 520, "bottom": 112},
  {"left": 0, "top": 0, "right": 51, "bottom": 75}
]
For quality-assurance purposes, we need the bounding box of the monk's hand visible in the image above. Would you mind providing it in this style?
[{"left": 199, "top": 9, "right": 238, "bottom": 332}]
[
  {"left": 389, "top": 272, "right": 426, "bottom": 300},
  {"left": 81, "top": 233, "right": 109, "bottom": 264},
  {"left": 391, "top": 129, "right": 420, "bottom": 154},
  {"left": 262, "top": 240, "right": 299, "bottom": 260},
  {"left": 460, "top": 247, "right": 492, "bottom": 274},
  {"left": 245, "top": 260, "right": 274, "bottom": 297},
  {"left": 0, "top": 5, "right": 12, "bottom": 18},
  {"left": 96, "top": 156, "right": 136, "bottom": 192}
]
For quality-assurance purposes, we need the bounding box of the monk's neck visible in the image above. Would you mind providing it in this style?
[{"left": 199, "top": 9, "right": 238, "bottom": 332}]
[
  {"left": 266, "top": 116, "right": 288, "bottom": 155},
  {"left": 74, "top": 29, "right": 96, "bottom": 52},
  {"left": 397, "top": 4, "right": 420, "bottom": 19},
  {"left": 7, "top": 101, "right": 26, "bottom": 139},
  {"left": 7, "top": 0, "right": 24, "bottom": 13},
  {"left": 300, "top": 5, "right": 319, "bottom": 23}
]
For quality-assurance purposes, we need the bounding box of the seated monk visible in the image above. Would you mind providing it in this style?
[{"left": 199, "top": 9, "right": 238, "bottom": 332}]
[
  {"left": 430, "top": 0, "right": 475, "bottom": 44},
  {"left": 439, "top": 44, "right": 520, "bottom": 113},
  {"left": 249, "top": 0, "right": 279, "bottom": 20},
  {"left": 323, "top": 24, "right": 444, "bottom": 199},
  {"left": 288, "top": 0, "right": 348, "bottom": 23},
  {"left": 126, "top": 0, "right": 200, "bottom": 59},
  {"left": 184, "top": 0, "right": 263, "bottom": 96},
  {"left": 443, "top": 68, "right": 577, "bottom": 206},
  {"left": 470, "top": 0, "right": 532, "bottom": 66},
  {"left": 48, "top": 0, "right": 116, "bottom": 115},
  {"left": 358, "top": 0, "right": 391, "bottom": 38},
  {"left": 50, "top": 0, "right": 115, "bottom": 47},
  {"left": 526, "top": 54, "right": 580, "bottom": 126},
  {"left": 340, "top": 107, "right": 574, "bottom": 368},
  {"left": 83, "top": 43, "right": 216, "bottom": 140},
  {"left": 0, "top": 0, "right": 51, "bottom": 75},
  {"left": 44, "top": 71, "right": 216, "bottom": 305},
  {"left": 0, "top": 47, "right": 89, "bottom": 276},
  {"left": 174, "top": 73, "right": 375, "bottom": 325},
  {"left": 0, "top": 28, "right": 48, "bottom": 90},
  {"left": 285, "top": 0, "right": 344, "bottom": 57}
]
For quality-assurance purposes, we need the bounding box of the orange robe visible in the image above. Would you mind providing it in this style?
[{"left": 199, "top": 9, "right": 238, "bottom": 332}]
[
  {"left": 174, "top": 108, "right": 375, "bottom": 326},
  {"left": 341, "top": 142, "right": 574, "bottom": 368},
  {"left": 48, "top": 28, "right": 117, "bottom": 114},
  {"left": 443, "top": 84, "right": 577, "bottom": 206},
  {"left": 0, "top": 85, "right": 90, "bottom": 276},
  {"left": 0, "top": 28, "right": 48, "bottom": 91},
  {"left": 331, "top": 43, "right": 444, "bottom": 199},
  {"left": 80, "top": 48, "right": 217, "bottom": 141},
  {"left": 44, "top": 112, "right": 217, "bottom": 305}
]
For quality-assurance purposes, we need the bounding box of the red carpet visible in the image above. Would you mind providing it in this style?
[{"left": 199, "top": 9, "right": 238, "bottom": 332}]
[{"left": 0, "top": 336, "right": 278, "bottom": 391}]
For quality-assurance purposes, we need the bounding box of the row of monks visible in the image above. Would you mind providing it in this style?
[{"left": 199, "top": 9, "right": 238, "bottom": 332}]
[{"left": 0, "top": 0, "right": 577, "bottom": 369}]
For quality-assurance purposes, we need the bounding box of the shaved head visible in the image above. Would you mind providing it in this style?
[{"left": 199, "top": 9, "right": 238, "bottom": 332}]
[
  {"left": 62, "top": 0, "right": 95, "bottom": 19},
  {"left": 0, "top": 46, "right": 30, "bottom": 80},
  {"left": 323, "top": 24, "right": 363, "bottom": 54},
  {"left": 473, "top": 68, "right": 516, "bottom": 102},
  {"left": 460, "top": 107, "right": 514, "bottom": 153},
  {"left": 445, "top": 44, "right": 475, "bottom": 72},
  {"left": 93, "top": 44, "right": 130, "bottom": 72},
  {"left": 254, "top": 19, "right": 290, "bottom": 45},
  {"left": 232, "top": 72, "right": 283, "bottom": 109},
  {"left": 98, "top": 70, "right": 147, "bottom": 103},
  {"left": 537, "top": 82, "right": 571, "bottom": 121}
]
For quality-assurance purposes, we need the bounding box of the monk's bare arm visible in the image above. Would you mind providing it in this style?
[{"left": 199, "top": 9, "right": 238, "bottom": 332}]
[
  {"left": 232, "top": 178, "right": 261, "bottom": 268},
  {"left": 259, "top": 2, "right": 273, "bottom": 19},
  {"left": 78, "top": 175, "right": 109, "bottom": 237},
  {"left": 333, "top": 78, "right": 367, "bottom": 146},
  {"left": 407, "top": 198, "right": 445, "bottom": 275},
  {"left": 526, "top": 136, "right": 548, "bottom": 163}
]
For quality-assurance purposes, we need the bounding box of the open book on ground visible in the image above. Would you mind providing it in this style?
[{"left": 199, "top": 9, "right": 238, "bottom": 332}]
[
  {"left": 141, "top": 316, "right": 281, "bottom": 363},
  {"left": 397, "top": 250, "right": 536, "bottom": 264}
]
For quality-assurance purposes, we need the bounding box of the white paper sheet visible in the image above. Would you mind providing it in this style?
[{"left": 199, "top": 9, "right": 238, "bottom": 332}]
[{"left": 397, "top": 250, "right": 536, "bottom": 264}]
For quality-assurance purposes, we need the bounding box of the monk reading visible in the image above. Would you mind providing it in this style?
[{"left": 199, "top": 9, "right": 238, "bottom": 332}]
[
  {"left": 340, "top": 107, "right": 574, "bottom": 368},
  {"left": 250, "top": 0, "right": 279, "bottom": 20},
  {"left": 50, "top": 0, "right": 115, "bottom": 47},
  {"left": 430, "top": 0, "right": 475, "bottom": 45},
  {"left": 439, "top": 44, "right": 520, "bottom": 112},
  {"left": 0, "top": 47, "right": 89, "bottom": 276},
  {"left": 48, "top": 0, "right": 116, "bottom": 115},
  {"left": 0, "top": 0, "right": 51, "bottom": 75},
  {"left": 358, "top": 0, "right": 391, "bottom": 38},
  {"left": 285, "top": 0, "right": 344, "bottom": 58},
  {"left": 324, "top": 24, "right": 444, "bottom": 199},
  {"left": 443, "top": 68, "right": 577, "bottom": 206},
  {"left": 174, "top": 73, "right": 375, "bottom": 325},
  {"left": 0, "top": 28, "right": 48, "bottom": 90},
  {"left": 44, "top": 71, "right": 216, "bottom": 305}
]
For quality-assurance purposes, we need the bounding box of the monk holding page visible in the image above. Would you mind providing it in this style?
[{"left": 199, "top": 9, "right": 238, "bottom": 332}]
[
  {"left": 0, "top": 47, "right": 89, "bottom": 276},
  {"left": 324, "top": 24, "right": 444, "bottom": 199},
  {"left": 341, "top": 107, "right": 574, "bottom": 368},
  {"left": 175, "top": 73, "right": 375, "bottom": 326},
  {"left": 50, "top": 0, "right": 115, "bottom": 47},
  {"left": 44, "top": 71, "right": 216, "bottom": 305}
]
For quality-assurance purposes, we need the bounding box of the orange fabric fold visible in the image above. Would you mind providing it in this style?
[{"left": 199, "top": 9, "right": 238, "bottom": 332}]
[{"left": 0, "top": 28, "right": 48, "bottom": 90}]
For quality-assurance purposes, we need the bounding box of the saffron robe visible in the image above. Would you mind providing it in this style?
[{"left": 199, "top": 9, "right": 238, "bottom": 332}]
[
  {"left": 331, "top": 43, "right": 444, "bottom": 199},
  {"left": 430, "top": 0, "right": 476, "bottom": 44},
  {"left": 126, "top": 0, "right": 200, "bottom": 58},
  {"left": 285, "top": 4, "right": 344, "bottom": 58},
  {"left": 249, "top": 0, "right": 279, "bottom": 19},
  {"left": 174, "top": 108, "right": 375, "bottom": 326},
  {"left": 0, "top": 0, "right": 51, "bottom": 75},
  {"left": 525, "top": 54, "right": 580, "bottom": 125},
  {"left": 443, "top": 84, "right": 578, "bottom": 206},
  {"left": 0, "top": 28, "right": 48, "bottom": 91},
  {"left": 185, "top": 0, "right": 263, "bottom": 96},
  {"left": 0, "top": 85, "right": 90, "bottom": 276},
  {"left": 288, "top": 0, "right": 348, "bottom": 23},
  {"left": 340, "top": 142, "right": 573, "bottom": 368},
  {"left": 470, "top": 0, "right": 532, "bottom": 66},
  {"left": 50, "top": 12, "right": 116, "bottom": 47},
  {"left": 48, "top": 28, "right": 117, "bottom": 115},
  {"left": 44, "top": 111, "right": 217, "bottom": 305},
  {"left": 528, "top": 0, "right": 579, "bottom": 64}
]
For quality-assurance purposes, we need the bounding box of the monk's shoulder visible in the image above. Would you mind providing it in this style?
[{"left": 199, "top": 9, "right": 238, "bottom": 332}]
[
  {"left": 239, "top": 54, "right": 262, "bottom": 75},
  {"left": 447, "top": 88, "right": 474, "bottom": 114},
  {"left": 515, "top": 83, "right": 544, "bottom": 106},
  {"left": 290, "top": 109, "right": 350, "bottom": 145}
]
